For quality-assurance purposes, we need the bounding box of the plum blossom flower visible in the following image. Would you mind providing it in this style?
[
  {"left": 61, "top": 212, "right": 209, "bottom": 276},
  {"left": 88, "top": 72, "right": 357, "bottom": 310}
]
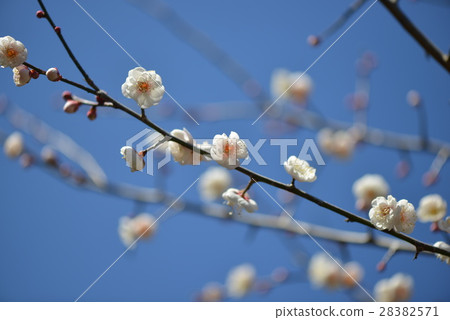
[
  {"left": 352, "top": 174, "right": 390, "bottom": 210},
  {"left": 317, "top": 128, "right": 357, "bottom": 159},
  {"left": 374, "top": 273, "right": 414, "bottom": 302},
  {"left": 438, "top": 217, "right": 450, "bottom": 233},
  {"left": 394, "top": 199, "right": 417, "bottom": 234},
  {"left": 222, "top": 188, "right": 258, "bottom": 215},
  {"left": 3, "top": 132, "right": 24, "bottom": 158},
  {"left": 12, "top": 64, "right": 30, "bottom": 86},
  {"left": 118, "top": 213, "right": 157, "bottom": 247},
  {"left": 284, "top": 156, "right": 317, "bottom": 182},
  {"left": 168, "top": 128, "right": 195, "bottom": 165},
  {"left": 271, "top": 69, "right": 313, "bottom": 104},
  {"left": 211, "top": 131, "right": 248, "bottom": 169},
  {"left": 121, "top": 67, "right": 165, "bottom": 108},
  {"left": 433, "top": 241, "right": 450, "bottom": 265},
  {"left": 120, "top": 146, "right": 145, "bottom": 172},
  {"left": 369, "top": 195, "right": 399, "bottom": 231},
  {"left": 199, "top": 167, "right": 232, "bottom": 201},
  {"left": 0, "top": 36, "right": 28, "bottom": 68},
  {"left": 198, "top": 282, "right": 224, "bottom": 302},
  {"left": 417, "top": 194, "right": 447, "bottom": 222},
  {"left": 308, "top": 253, "right": 341, "bottom": 290},
  {"left": 226, "top": 263, "right": 256, "bottom": 298},
  {"left": 341, "top": 261, "right": 364, "bottom": 288}
]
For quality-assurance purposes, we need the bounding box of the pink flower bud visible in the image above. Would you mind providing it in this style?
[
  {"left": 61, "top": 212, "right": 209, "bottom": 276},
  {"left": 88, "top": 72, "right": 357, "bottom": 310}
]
[
  {"left": 29, "top": 69, "right": 39, "bottom": 79},
  {"left": 36, "top": 10, "right": 45, "bottom": 18},
  {"left": 46, "top": 68, "right": 61, "bottom": 81},
  {"left": 376, "top": 261, "right": 386, "bottom": 272},
  {"left": 54, "top": 26, "right": 61, "bottom": 34},
  {"left": 307, "top": 35, "right": 320, "bottom": 47},
  {"left": 430, "top": 222, "right": 439, "bottom": 232},
  {"left": 63, "top": 100, "right": 81, "bottom": 113},
  {"left": 62, "top": 90, "right": 72, "bottom": 100},
  {"left": 87, "top": 106, "right": 97, "bottom": 120},
  {"left": 20, "top": 153, "right": 34, "bottom": 168},
  {"left": 13, "top": 65, "right": 31, "bottom": 87}
]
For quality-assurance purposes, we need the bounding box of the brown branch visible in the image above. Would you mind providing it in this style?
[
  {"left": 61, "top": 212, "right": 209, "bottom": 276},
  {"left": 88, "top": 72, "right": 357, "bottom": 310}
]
[{"left": 380, "top": 0, "right": 450, "bottom": 73}]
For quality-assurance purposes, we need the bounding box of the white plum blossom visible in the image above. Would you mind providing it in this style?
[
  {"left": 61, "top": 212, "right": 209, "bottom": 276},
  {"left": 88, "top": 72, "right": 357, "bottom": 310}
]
[
  {"left": 199, "top": 167, "right": 232, "bottom": 201},
  {"left": 121, "top": 67, "right": 165, "bottom": 108},
  {"left": 438, "top": 217, "right": 450, "bottom": 233},
  {"left": 369, "top": 195, "right": 399, "bottom": 231},
  {"left": 394, "top": 199, "right": 417, "bottom": 234},
  {"left": 374, "top": 273, "right": 414, "bottom": 302},
  {"left": 317, "top": 128, "right": 357, "bottom": 159},
  {"left": 118, "top": 213, "right": 157, "bottom": 247},
  {"left": 120, "top": 146, "right": 145, "bottom": 172},
  {"left": 0, "top": 36, "right": 28, "bottom": 68},
  {"left": 271, "top": 68, "right": 313, "bottom": 104},
  {"left": 341, "top": 261, "right": 364, "bottom": 288},
  {"left": 226, "top": 263, "right": 256, "bottom": 298},
  {"left": 222, "top": 188, "right": 258, "bottom": 215},
  {"left": 352, "top": 174, "right": 390, "bottom": 210},
  {"left": 12, "top": 64, "right": 30, "bottom": 86},
  {"left": 211, "top": 131, "right": 248, "bottom": 169},
  {"left": 417, "top": 194, "right": 447, "bottom": 222},
  {"left": 168, "top": 128, "right": 194, "bottom": 165},
  {"left": 283, "top": 156, "right": 317, "bottom": 183},
  {"left": 433, "top": 241, "right": 450, "bottom": 265},
  {"left": 308, "top": 253, "right": 341, "bottom": 290},
  {"left": 3, "top": 132, "right": 24, "bottom": 158}
]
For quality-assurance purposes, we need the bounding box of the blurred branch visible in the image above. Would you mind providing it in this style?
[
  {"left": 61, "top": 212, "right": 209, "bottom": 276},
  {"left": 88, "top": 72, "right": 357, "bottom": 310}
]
[
  {"left": 380, "top": 0, "right": 450, "bottom": 73},
  {"left": 0, "top": 129, "right": 421, "bottom": 255}
]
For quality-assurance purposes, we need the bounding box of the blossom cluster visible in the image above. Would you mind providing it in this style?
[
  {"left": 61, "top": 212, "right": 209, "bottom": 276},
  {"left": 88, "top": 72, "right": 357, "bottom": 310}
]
[{"left": 308, "top": 253, "right": 364, "bottom": 290}]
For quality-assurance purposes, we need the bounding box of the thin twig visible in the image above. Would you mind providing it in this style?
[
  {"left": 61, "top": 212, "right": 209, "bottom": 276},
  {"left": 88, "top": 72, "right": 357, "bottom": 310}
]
[{"left": 380, "top": 0, "right": 450, "bottom": 73}]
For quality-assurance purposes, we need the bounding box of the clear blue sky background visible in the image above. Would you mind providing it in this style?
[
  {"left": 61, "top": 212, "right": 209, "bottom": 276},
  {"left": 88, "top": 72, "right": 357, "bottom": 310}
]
[{"left": 0, "top": 0, "right": 449, "bottom": 302}]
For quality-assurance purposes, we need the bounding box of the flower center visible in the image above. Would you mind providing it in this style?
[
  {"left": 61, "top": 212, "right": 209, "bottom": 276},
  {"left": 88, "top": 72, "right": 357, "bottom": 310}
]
[
  {"left": 381, "top": 205, "right": 391, "bottom": 216},
  {"left": 6, "top": 48, "right": 17, "bottom": 58},
  {"left": 223, "top": 141, "right": 235, "bottom": 155},
  {"left": 138, "top": 81, "right": 151, "bottom": 93}
]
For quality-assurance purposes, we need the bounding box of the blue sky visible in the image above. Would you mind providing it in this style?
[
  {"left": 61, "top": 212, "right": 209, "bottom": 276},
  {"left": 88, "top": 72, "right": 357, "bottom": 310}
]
[{"left": 0, "top": 0, "right": 449, "bottom": 301}]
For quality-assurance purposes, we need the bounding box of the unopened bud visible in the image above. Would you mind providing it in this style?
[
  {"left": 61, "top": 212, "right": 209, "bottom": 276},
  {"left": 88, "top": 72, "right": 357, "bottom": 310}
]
[
  {"left": 62, "top": 90, "right": 72, "bottom": 100},
  {"left": 307, "top": 35, "right": 320, "bottom": 47},
  {"left": 63, "top": 100, "right": 81, "bottom": 113},
  {"left": 46, "top": 68, "right": 62, "bottom": 82},
  {"left": 13, "top": 65, "right": 31, "bottom": 87},
  {"left": 36, "top": 10, "right": 45, "bottom": 18},
  {"left": 376, "top": 261, "right": 386, "bottom": 272},
  {"left": 41, "top": 146, "right": 58, "bottom": 167},
  {"left": 406, "top": 90, "right": 421, "bottom": 108},
  {"left": 29, "top": 69, "right": 39, "bottom": 79},
  {"left": 20, "top": 153, "right": 34, "bottom": 168},
  {"left": 54, "top": 26, "right": 61, "bottom": 34},
  {"left": 430, "top": 222, "right": 439, "bottom": 232},
  {"left": 87, "top": 106, "right": 97, "bottom": 120}
]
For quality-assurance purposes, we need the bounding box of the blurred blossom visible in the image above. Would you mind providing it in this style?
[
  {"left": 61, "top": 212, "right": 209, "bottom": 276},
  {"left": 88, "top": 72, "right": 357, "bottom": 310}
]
[
  {"left": 226, "top": 263, "right": 256, "bottom": 298},
  {"left": 118, "top": 213, "right": 157, "bottom": 247},
  {"left": 199, "top": 167, "right": 232, "bottom": 201},
  {"left": 352, "top": 174, "right": 390, "bottom": 211},
  {"left": 284, "top": 156, "right": 317, "bottom": 183},
  {"left": 199, "top": 282, "right": 223, "bottom": 302},
  {"left": 308, "top": 253, "right": 341, "bottom": 290},
  {"left": 406, "top": 90, "right": 421, "bottom": 108},
  {"left": 417, "top": 194, "right": 447, "bottom": 222},
  {"left": 121, "top": 67, "right": 165, "bottom": 108},
  {"left": 271, "top": 69, "right": 313, "bottom": 104},
  {"left": 341, "top": 261, "right": 364, "bottom": 288},
  {"left": 3, "top": 131, "right": 24, "bottom": 158},
  {"left": 317, "top": 128, "right": 357, "bottom": 159},
  {"left": 438, "top": 217, "right": 450, "bottom": 233},
  {"left": 0, "top": 36, "right": 28, "bottom": 68},
  {"left": 374, "top": 273, "right": 414, "bottom": 302}
]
